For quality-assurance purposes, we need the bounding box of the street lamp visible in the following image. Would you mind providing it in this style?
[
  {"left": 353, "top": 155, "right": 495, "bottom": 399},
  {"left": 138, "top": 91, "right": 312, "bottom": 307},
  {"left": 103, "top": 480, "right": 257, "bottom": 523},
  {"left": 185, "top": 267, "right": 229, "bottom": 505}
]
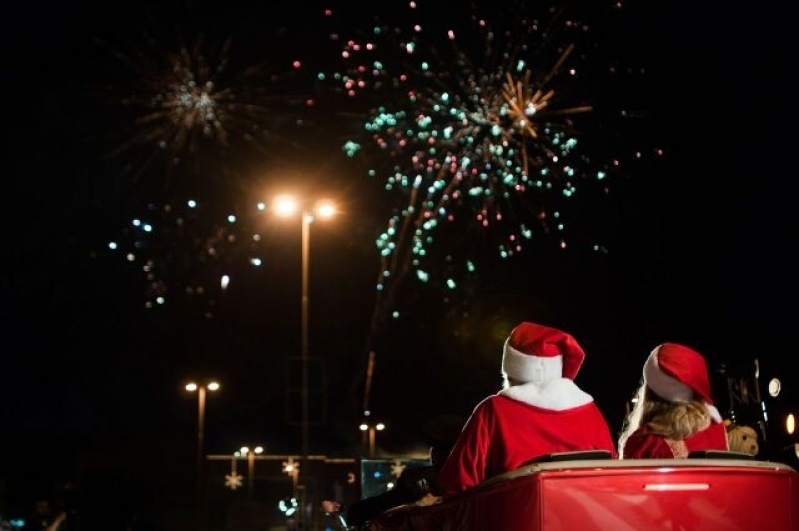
[
  {"left": 236, "top": 445, "right": 264, "bottom": 501},
  {"left": 185, "top": 380, "right": 220, "bottom": 526},
  {"left": 360, "top": 420, "right": 386, "bottom": 458},
  {"left": 268, "top": 194, "right": 336, "bottom": 526},
  {"left": 271, "top": 197, "right": 335, "bottom": 458},
  {"left": 282, "top": 457, "right": 300, "bottom": 491}
]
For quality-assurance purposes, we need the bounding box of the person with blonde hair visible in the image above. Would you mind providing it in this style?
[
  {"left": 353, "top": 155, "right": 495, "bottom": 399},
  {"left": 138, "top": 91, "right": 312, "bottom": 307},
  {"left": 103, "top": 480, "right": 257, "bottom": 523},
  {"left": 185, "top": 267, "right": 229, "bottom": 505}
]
[{"left": 618, "top": 342, "right": 728, "bottom": 459}]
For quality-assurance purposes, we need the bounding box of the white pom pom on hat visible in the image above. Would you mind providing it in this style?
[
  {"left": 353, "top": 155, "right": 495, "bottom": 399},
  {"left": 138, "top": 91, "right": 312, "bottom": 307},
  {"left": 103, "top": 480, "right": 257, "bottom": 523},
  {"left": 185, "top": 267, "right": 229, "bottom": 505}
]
[
  {"left": 502, "top": 321, "right": 586, "bottom": 382},
  {"left": 643, "top": 342, "right": 714, "bottom": 404}
]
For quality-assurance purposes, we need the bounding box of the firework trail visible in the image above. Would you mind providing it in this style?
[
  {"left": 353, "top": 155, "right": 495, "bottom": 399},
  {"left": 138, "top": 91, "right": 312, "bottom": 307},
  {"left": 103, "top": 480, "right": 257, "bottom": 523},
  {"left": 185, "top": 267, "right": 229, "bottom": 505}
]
[{"left": 316, "top": 0, "right": 657, "bottom": 412}]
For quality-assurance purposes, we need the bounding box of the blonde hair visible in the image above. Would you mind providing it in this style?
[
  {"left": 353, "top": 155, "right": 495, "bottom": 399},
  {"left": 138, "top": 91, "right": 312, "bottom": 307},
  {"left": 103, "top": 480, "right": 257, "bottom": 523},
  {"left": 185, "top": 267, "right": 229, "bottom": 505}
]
[{"left": 618, "top": 382, "right": 711, "bottom": 459}]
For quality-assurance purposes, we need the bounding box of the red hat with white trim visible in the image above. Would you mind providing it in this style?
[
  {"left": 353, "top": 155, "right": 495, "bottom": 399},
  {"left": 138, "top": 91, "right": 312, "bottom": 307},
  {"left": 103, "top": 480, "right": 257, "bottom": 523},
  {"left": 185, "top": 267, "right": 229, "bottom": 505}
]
[
  {"left": 502, "top": 322, "right": 586, "bottom": 381},
  {"left": 643, "top": 342, "right": 713, "bottom": 404}
]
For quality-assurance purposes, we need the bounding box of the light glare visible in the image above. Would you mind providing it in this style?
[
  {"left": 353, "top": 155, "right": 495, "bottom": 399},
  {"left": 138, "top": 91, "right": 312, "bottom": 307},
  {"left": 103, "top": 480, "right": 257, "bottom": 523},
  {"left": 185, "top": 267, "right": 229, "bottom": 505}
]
[
  {"left": 316, "top": 201, "right": 336, "bottom": 218},
  {"left": 274, "top": 195, "right": 298, "bottom": 216}
]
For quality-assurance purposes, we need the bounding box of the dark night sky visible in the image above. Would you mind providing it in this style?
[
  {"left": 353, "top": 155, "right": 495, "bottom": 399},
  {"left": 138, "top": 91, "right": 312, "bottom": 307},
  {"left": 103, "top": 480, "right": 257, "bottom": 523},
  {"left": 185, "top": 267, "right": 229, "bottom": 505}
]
[{"left": 2, "top": 0, "right": 795, "bottom": 509}]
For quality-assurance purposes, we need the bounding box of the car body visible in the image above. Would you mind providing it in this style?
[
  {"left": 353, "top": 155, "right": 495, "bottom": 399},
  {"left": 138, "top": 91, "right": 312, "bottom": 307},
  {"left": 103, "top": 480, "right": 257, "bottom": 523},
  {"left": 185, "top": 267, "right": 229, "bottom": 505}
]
[{"left": 369, "top": 454, "right": 798, "bottom": 530}]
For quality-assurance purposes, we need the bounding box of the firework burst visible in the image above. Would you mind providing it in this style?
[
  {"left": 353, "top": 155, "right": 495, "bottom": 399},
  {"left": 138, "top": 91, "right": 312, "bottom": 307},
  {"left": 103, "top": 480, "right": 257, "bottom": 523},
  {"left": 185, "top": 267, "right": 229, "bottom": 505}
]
[
  {"left": 104, "top": 198, "right": 256, "bottom": 317},
  {"left": 103, "top": 193, "right": 317, "bottom": 317},
  {"left": 318, "top": 0, "right": 654, "bottom": 318},
  {"left": 90, "top": 4, "right": 327, "bottom": 314},
  {"left": 90, "top": 14, "right": 317, "bottom": 202}
]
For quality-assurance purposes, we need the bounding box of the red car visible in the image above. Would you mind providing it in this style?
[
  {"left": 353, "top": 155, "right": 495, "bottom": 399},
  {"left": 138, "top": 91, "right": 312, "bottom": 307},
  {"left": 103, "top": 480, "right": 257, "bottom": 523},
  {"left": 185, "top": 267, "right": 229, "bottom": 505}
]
[{"left": 369, "top": 452, "right": 799, "bottom": 530}]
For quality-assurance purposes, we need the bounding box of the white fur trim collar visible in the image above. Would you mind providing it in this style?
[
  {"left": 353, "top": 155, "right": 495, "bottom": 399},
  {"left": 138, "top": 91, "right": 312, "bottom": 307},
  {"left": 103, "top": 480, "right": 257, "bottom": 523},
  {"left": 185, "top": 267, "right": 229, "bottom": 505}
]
[
  {"left": 706, "top": 403, "right": 721, "bottom": 423},
  {"left": 498, "top": 378, "right": 593, "bottom": 410}
]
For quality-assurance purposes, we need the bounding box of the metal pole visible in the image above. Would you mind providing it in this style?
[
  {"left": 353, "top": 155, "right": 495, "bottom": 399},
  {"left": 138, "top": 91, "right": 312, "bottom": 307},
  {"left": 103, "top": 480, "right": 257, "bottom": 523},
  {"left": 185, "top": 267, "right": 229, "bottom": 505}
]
[
  {"left": 369, "top": 428, "right": 376, "bottom": 458},
  {"left": 300, "top": 212, "right": 311, "bottom": 527},
  {"left": 197, "top": 386, "right": 206, "bottom": 529},
  {"left": 248, "top": 452, "right": 255, "bottom": 502}
]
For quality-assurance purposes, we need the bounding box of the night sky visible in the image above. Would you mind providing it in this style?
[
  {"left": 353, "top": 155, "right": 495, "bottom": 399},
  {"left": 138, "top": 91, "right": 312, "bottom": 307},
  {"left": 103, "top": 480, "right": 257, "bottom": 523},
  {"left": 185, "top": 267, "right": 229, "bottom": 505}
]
[{"left": 2, "top": 0, "right": 794, "bottom": 513}]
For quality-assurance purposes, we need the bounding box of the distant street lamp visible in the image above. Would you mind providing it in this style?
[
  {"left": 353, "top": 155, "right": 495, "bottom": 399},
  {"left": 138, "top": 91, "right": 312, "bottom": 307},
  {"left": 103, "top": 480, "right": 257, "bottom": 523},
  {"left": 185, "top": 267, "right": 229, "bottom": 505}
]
[
  {"left": 185, "top": 380, "right": 220, "bottom": 527},
  {"left": 282, "top": 456, "right": 300, "bottom": 491},
  {"left": 265, "top": 194, "right": 336, "bottom": 511},
  {"left": 360, "top": 420, "right": 386, "bottom": 458},
  {"left": 236, "top": 445, "right": 265, "bottom": 501}
]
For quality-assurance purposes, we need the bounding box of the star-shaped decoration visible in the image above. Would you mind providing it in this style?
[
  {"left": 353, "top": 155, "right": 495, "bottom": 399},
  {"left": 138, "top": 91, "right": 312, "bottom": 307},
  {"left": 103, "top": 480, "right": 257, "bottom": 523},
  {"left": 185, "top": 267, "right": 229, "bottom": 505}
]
[
  {"left": 283, "top": 457, "right": 300, "bottom": 477},
  {"left": 390, "top": 460, "right": 406, "bottom": 478},
  {"left": 225, "top": 471, "right": 244, "bottom": 490}
]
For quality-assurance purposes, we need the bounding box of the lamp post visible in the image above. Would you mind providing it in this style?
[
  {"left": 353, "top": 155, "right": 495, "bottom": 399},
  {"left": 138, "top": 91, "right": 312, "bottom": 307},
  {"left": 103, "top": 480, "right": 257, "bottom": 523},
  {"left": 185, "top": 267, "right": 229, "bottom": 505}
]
[
  {"left": 270, "top": 194, "right": 336, "bottom": 527},
  {"left": 185, "top": 380, "right": 220, "bottom": 528},
  {"left": 282, "top": 457, "right": 300, "bottom": 491},
  {"left": 359, "top": 420, "right": 386, "bottom": 458},
  {"left": 237, "top": 445, "right": 264, "bottom": 501}
]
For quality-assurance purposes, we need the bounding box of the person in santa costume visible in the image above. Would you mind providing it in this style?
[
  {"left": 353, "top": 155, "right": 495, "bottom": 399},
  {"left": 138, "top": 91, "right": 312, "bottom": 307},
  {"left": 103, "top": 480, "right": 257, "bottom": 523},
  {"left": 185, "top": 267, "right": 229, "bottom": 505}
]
[
  {"left": 618, "top": 342, "right": 729, "bottom": 459},
  {"left": 437, "top": 321, "right": 617, "bottom": 495}
]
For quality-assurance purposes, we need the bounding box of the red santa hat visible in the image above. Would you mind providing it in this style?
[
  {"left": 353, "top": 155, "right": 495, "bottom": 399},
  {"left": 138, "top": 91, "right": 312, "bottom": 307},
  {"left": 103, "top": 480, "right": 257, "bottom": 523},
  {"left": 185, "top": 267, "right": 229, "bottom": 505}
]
[
  {"left": 643, "top": 342, "right": 713, "bottom": 404},
  {"left": 502, "top": 322, "right": 586, "bottom": 381}
]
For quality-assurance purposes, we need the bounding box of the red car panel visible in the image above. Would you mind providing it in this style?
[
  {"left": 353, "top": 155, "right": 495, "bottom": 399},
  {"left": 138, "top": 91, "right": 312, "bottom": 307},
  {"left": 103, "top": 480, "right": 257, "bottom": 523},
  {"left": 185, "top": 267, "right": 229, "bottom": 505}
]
[{"left": 370, "top": 458, "right": 799, "bottom": 530}]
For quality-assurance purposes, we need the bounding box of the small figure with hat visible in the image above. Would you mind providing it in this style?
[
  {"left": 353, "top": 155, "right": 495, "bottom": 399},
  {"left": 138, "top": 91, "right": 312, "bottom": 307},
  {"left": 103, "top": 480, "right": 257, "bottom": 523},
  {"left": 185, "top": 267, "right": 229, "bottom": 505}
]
[
  {"left": 437, "top": 321, "right": 617, "bottom": 495},
  {"left": 618, "top": 342, "right": 729, "bottom": 459}
]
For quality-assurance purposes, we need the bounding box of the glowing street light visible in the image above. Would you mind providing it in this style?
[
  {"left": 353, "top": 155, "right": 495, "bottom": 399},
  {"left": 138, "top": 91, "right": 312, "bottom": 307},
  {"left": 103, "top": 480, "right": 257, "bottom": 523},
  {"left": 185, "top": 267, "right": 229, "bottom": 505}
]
[
  {"left": 185, "top": 380, "right": 220, "bottom": 528},
  {"left": 360, "top": 419, "right": 386, "bottom": 458},
  {"left": 265, "top": 194, "right": 336, "bottom": 526},
  {"left": 236, "top": 445, "right": 265, "bottom": 501},
  {"left": 282, "top": 456, "right": 300, "bottom": 490}
]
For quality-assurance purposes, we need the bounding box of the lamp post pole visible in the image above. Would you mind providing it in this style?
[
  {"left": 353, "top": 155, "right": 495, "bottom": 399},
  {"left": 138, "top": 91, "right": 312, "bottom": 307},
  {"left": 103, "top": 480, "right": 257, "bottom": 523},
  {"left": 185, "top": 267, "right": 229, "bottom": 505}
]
[
  {"left": 301, "top": 211, "right": 311, "bottom": 497},
  {"left": 270, "top": 195, "right": 336, "bottom": 529},
  {"left": 197, "top": 385, "right": 206, "bottom": 491},
  {"left": 239, "top": 445, "right": 264, "bottom": 502},
  {"left": 296, "top": 210, "right": 312, "bottom": 530},
  {"left": 248, "top": 449, "right": 256, "bottom": 502},
  {"left": 186, "top": 380, "right": 219, "bottom": 531},
  {"left": 359, "top": 420, "right": 386, "bottom": 458}
]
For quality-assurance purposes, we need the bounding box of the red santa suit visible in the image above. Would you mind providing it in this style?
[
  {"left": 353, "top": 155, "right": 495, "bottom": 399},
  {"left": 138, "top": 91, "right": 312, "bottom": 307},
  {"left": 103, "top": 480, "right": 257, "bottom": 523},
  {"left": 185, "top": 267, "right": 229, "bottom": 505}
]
[
  {"left": 619, "top": 342, "right": 729, "bottom": 459},
  {"left": 621, "top": 421, "right": 728, "bottom": 458},
  {"left": 438, "top": 322, "right": 617, "bottom": 495}
]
